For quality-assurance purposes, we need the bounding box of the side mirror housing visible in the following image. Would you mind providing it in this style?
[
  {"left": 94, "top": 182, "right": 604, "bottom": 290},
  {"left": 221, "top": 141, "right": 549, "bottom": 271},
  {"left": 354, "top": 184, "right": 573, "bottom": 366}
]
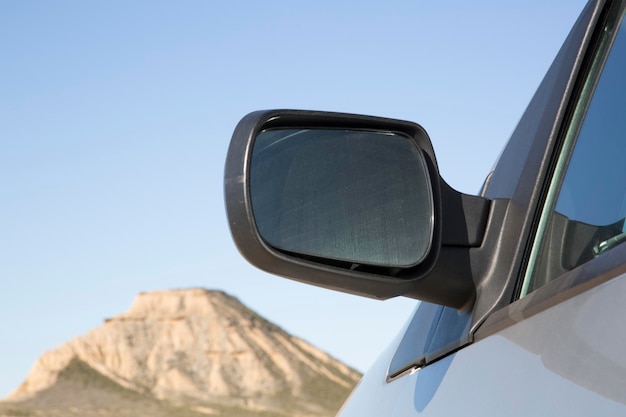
[{"left": 224, "top": 110, "right": 488, "bottom": 309}]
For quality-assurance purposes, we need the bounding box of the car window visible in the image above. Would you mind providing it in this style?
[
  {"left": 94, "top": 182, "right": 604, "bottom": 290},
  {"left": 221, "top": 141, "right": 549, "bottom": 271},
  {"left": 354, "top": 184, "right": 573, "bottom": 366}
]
[{"left": 521, "top": 0, "right": 626, "bottom": 296}]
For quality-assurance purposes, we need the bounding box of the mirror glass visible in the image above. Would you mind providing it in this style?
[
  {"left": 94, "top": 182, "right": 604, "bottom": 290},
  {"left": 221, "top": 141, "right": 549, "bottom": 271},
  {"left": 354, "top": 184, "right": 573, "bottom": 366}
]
[{"left": 250, "top": 128, "right": 434, "bottom": 268}]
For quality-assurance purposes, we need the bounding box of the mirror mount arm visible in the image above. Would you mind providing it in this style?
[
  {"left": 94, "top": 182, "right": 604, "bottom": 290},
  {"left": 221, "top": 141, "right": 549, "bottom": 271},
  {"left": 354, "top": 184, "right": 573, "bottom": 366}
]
[
  {"left": 440, "top": 180, "right": 491, "bottom": 248},
  {"left": 403, "top": 180, "right": 491, "bottom": 311}
]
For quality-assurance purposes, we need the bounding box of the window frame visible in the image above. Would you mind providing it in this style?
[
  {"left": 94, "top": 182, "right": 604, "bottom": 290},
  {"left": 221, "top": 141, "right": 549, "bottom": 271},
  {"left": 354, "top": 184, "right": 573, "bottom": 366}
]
[
  {"left": 517, "top": 0, "right": 626, "bottom": 298},
  {"left": 474, "top": 0, "right": 626, "bottom": 339},
  {"left": 519, "top": 0, "right": 626, "bottom": 298}
]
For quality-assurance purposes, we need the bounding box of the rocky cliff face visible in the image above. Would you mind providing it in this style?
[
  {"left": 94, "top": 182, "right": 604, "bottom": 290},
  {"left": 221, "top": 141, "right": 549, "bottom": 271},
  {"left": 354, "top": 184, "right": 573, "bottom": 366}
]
[{"left": 2, "top": 289, "right": 361, "bottom": 417}]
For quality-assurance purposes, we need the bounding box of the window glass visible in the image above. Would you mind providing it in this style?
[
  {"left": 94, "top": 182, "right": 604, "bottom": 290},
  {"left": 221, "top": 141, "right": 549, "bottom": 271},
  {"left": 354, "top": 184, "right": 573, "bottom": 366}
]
[{"left": 522, "top": 3, "right": 626, "bottom": 296}]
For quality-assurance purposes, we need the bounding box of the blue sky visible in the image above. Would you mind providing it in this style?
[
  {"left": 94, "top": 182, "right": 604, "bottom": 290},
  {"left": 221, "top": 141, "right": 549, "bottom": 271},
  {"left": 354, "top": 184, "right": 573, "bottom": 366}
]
[{"left": 1, "top": 0, "right": 587, "bottom": 397}]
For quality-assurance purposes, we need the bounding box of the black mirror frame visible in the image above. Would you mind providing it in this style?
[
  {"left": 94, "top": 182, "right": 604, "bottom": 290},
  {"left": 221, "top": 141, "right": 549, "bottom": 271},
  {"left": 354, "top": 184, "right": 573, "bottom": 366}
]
[
  {"left": 226, "top": 110, "right": 485, "bottom": 309},
  {"left": 224, "top": 109, "right": 468, "bottom": 302}
]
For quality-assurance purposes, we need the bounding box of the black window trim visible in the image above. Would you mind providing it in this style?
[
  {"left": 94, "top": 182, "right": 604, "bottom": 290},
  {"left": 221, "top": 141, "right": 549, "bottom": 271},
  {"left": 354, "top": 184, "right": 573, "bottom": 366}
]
[
  {"left": 468, "top": 0, "right": 607, "bottom": 335},
  {"left": 474, "top": 0, "right": 625, "bottom": 339}
]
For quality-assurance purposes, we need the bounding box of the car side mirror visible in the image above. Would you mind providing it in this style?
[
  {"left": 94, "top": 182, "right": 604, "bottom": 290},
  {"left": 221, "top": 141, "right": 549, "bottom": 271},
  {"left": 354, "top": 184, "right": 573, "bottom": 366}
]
[{"left": 225, "top": 110, "right": 488, "bottom": 309}]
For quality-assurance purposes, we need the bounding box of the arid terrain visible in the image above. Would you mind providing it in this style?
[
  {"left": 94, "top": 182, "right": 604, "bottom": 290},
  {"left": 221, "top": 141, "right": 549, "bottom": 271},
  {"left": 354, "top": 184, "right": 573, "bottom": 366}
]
[{"left": 0, "top": 289, "right": 361, "bottom": 417}]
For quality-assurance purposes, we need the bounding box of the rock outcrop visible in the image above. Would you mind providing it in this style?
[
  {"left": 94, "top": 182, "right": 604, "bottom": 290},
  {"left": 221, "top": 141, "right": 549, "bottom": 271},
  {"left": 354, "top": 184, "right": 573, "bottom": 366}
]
[{"left": 3, "top": 289, "right": 361, "bottom": 417}]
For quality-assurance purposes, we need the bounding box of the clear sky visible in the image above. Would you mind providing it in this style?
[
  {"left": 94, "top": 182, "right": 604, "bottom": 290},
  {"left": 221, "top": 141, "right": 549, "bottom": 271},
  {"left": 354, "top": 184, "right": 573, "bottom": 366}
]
[{"left": 1, "top": 0, "right": 587, "bottom": 397}]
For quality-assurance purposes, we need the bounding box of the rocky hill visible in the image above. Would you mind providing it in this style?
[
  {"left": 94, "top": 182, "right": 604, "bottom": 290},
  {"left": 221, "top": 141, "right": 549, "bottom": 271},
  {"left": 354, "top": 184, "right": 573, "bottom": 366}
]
[{"left": 0, "top": 289, "right": 361, "bottom": 417}]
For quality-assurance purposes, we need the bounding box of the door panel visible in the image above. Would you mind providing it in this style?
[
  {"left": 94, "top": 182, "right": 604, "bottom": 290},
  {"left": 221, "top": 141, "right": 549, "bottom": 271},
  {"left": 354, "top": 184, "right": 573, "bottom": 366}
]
[{"left": 340, "top": 274, "right": 626, "bottom": 416}]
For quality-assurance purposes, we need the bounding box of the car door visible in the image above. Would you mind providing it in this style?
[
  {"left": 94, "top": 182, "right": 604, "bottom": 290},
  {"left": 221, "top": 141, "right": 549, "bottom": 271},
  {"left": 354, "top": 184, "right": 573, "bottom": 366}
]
[{"left": 338, "top": 0, "right": 626, "bottom": 415}]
